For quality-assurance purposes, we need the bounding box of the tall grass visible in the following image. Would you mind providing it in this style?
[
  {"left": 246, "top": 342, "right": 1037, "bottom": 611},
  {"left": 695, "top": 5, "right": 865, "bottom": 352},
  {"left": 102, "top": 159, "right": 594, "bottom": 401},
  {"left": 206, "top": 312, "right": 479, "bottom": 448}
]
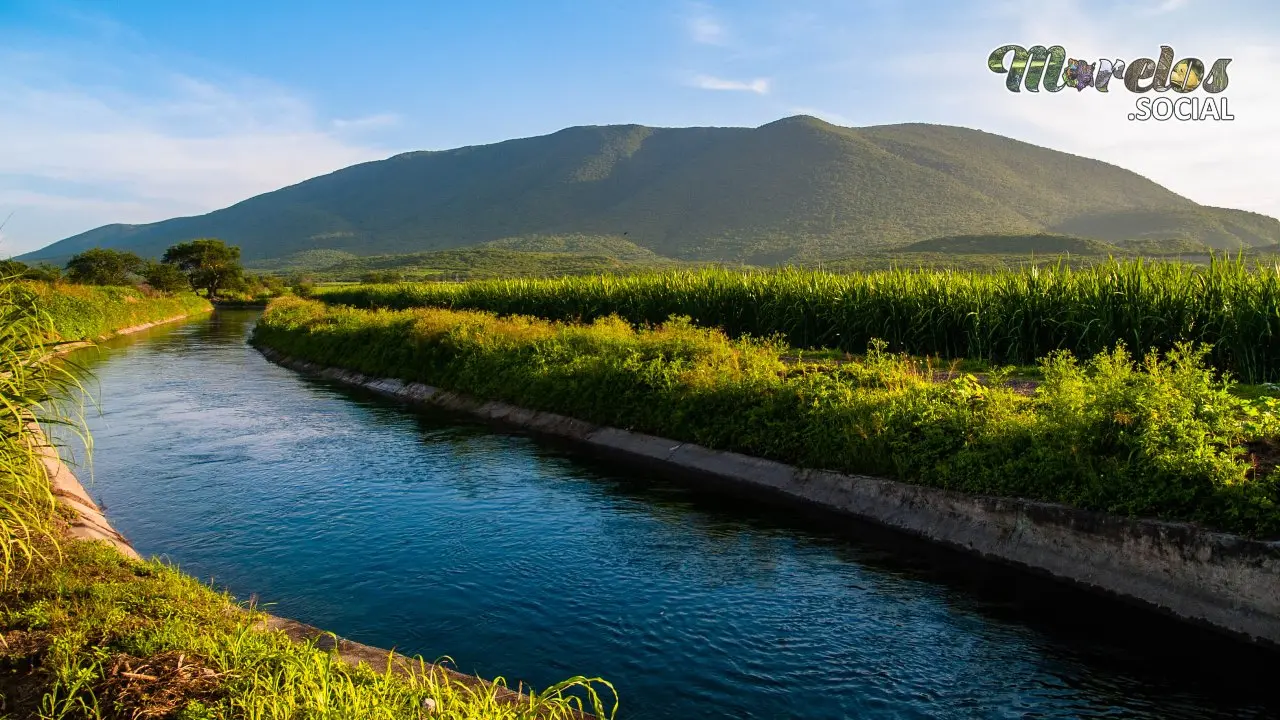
[
  {"left": 0, "top": 278, "right": 85, "bottom": 583},
  {"left": 0, "top": 282, "right": 618, "bottom": 718},
  {"left": 254, "top": 297, "right": 1280, "bottom": 537},
  {"left": 316, "top": 258, "right": 1280, "bottom": 383},
  {"left": 14, "top": 543, "right": 618, "bottom": 720},
  {"left": 23, "top": 282, "right": 211, "bottom": 345}
]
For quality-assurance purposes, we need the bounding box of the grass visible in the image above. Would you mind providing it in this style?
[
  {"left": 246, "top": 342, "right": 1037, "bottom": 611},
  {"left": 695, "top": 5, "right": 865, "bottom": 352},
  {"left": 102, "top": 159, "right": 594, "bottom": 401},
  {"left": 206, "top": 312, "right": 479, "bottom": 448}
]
[
  {"left": 0, "top": 279, "right": 618, "bottom": 718},
  {"left": 253, "top": 297, "right": 1280, "bottom": 538},
  {"left": 22, "top": 283, "right": 211, "bottom": 346},
  {"left": 313, "top": 258, "right": 1280, "bottom": 383},
  {"left": 0, "top": 543, "right": 616, "bottom": 720}
]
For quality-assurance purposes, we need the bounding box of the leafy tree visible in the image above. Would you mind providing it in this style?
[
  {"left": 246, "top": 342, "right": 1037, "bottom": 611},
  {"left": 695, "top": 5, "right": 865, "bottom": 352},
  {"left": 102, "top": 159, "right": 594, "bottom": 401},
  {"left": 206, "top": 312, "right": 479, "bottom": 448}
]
[
  {"left": 0, "top": 259, "right": 29, "bottom": 278},
  {"left": 66, "top": 248, "right": 144, "bottom": 285},
  {"left": 360, "top": 270, "right": 406, "bottom": 284},
  {"left": 162, "top": 239, "right": 245, "bottom": 299},
  {"left": 141, "top": 260, "right": 190, "bottom": 294},
  {"left": 26, "top": 263, "right": 64, "bottom": 283}
]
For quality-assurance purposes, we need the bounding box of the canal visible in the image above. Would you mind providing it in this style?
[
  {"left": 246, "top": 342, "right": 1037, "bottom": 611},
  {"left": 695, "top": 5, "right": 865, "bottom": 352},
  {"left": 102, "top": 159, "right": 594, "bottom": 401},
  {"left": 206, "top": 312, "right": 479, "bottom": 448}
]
[{"left": 59, "top": 310, "right": 1278, "bottom": 719}]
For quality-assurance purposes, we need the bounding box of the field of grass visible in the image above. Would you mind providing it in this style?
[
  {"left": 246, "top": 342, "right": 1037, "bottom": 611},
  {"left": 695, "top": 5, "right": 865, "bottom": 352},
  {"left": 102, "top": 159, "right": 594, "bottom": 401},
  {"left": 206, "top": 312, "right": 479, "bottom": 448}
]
[
  {"left": 253, "top": 297, "right": 1280, "bottom": 538},
  {"left": 0, "top": 279, "right": 616, "bottom": 718},
  {"left": 22, "top": 282, "right": 212, "bottom": 345},
  {"left": 313, "top": 259, "right": 1280, "bottom": 383}
]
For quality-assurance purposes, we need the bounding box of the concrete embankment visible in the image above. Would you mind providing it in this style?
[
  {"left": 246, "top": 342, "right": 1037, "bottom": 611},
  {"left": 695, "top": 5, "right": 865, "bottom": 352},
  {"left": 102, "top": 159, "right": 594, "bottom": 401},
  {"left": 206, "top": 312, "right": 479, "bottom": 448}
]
[{"left": 256, "top": 347, "right": 1280, "bottom": 649}]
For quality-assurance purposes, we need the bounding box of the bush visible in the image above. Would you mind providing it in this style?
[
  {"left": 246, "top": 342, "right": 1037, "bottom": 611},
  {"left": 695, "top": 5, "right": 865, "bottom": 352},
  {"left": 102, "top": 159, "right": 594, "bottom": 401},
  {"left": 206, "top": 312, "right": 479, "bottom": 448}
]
[{"left": 253, "top": 298, "right": 1280, "bottom": 537}]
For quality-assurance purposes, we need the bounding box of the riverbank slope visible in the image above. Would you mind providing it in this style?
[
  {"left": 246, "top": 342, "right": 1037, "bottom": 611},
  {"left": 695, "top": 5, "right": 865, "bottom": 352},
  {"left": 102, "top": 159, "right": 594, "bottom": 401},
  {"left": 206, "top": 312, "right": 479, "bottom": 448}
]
[
  {"left": 251, "top": 297, "right": 1280, "bottom": 646},
  {"left": 0, "top": 283, "right": 613, "bottom": 718}
]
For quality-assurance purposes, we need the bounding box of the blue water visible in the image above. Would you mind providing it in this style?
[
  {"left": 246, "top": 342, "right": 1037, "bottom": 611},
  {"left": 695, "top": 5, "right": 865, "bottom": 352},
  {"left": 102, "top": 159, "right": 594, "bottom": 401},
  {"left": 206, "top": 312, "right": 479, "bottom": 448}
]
[{"left": 59, "top": 311, "right": 1278, "bottom": 719}]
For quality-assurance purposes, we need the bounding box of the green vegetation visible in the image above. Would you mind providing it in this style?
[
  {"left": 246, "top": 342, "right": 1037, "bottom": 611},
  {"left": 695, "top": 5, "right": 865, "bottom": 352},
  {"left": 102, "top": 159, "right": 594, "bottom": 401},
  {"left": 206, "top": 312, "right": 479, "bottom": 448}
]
[
  {"left": 21, "top": 116, "right": 1280, "bottom": 266},
  {"left": 0, "top": 260, "right": 63, "bottom": 284},
  {"left": 65, "top": 249, "right": 144, "bottom": 287},
  {"left": 250, "top": 246, "right": 680, "bottom": 282},
  {"left": 24, "top": 283, "right": 211, "bottom": 344},
  {"left": 0, "top": 544, "right": 616, "bottom": 719},
  {"left": 312, "top": 260, "right": 1280, "bottom": 383},
  {"left": 55, "top": 239, "right": 286, "bottom": 305},
  {"left": 23, "top": 282, "right": 211, "bottom": 344},
  {"left": 0, "top": 279, "right": 79, "bottom": 581},
  {"left": 252, "top": 298, "right": 1280, "bottom": 537},
  {"left": 898, "top": 233, "right": 1125, "bottom": 256},
  {"left": 0, "top": 279, "right": 616, "bottom": 718},
  {"left": 162, "top": 239, "right": 245, "bottom": 299}
]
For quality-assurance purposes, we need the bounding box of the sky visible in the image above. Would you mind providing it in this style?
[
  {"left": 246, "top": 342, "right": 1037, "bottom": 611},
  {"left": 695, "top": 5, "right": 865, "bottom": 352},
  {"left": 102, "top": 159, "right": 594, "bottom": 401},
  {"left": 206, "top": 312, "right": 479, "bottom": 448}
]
[{"left": 1, "top": 0, "right": 1277, "bottom": 255}]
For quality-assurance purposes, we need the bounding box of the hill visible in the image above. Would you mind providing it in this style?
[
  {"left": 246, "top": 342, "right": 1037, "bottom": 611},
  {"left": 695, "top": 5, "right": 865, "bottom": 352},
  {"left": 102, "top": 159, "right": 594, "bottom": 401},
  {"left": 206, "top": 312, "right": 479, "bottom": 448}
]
[
  {"left": 899, "top": 233, "right": 1124, "bottom": 256},
  {"left": 21, "top": 116, "right": 1280, "bottom": 265}
]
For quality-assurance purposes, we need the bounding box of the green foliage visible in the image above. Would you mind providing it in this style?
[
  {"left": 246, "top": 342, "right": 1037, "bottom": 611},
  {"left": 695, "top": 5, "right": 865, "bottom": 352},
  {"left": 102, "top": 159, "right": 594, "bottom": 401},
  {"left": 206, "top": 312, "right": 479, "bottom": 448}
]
[
  {"left": 65, "top": 248, "right": 144, "bottom": 286},
  {"left": 0, "top": 279, "right": 82, "bottom": 581},
  {"left": 0, "top": 284, "right": 612, "bottom": 718},
  {"left": 141, "top": 260, "right": 191, "bottom": 294},
  {"left": 900, "top": 233, "right": 1125, "bottom": 256},
  {"left": 1, "top": 543, "right": 618, "bottom": 719},
  {"left": 253, "top": 299, "right": 1280, "bottom": 536},
  {"left": 317, "top": 259, "right": 1280, "bottom": 383},
  {"left": 250, "top": 244, "right": 681, "bottom": 282},
  {"left": 162, "top": 239, "right": 245, "bottom": 299},
  {"left": 21, "top": 282, "right": 211, "bottom": 343},
  {"left": 21, "top": 117, "right": 1280, "bottom": 266},
  {"left": 361, "top": 270, "right": 406, "bottom": 284}
]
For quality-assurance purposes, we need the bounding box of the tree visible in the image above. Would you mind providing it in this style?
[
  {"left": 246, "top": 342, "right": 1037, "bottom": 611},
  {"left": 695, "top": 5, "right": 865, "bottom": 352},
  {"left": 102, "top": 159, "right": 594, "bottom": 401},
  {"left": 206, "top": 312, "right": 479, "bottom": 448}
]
[
  {"left": 0, "top": 259, "right": 29, "bottom": 278},
  {"left": 27, "top": 263, "right": 63, "bottom": 283},
  {"left": 162, "top": 239, "right": 245, "bottom": 299},
  {"left": 141, "top": 260, "right": 190, "bottom": 294},
  {"left": 65, "top": 248, "right": 144, "bottom": 285},
  {"left": 360, "top": 270, "right": 406, "bottom": 284}
]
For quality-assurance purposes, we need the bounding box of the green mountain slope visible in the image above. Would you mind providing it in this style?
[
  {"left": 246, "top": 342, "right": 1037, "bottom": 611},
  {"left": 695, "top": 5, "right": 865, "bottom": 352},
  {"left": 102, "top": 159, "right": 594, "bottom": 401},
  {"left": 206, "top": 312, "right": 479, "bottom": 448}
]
[{"left": 21, "top": 116, "right": 1280, "bottom": 264}]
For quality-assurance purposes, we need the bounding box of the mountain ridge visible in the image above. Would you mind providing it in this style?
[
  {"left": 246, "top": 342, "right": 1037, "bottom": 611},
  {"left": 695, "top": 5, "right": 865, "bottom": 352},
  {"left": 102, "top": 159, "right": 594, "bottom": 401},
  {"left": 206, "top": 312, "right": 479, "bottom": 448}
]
[{"left": 20, "top": 115, "right": 1280, "bottom": 264}]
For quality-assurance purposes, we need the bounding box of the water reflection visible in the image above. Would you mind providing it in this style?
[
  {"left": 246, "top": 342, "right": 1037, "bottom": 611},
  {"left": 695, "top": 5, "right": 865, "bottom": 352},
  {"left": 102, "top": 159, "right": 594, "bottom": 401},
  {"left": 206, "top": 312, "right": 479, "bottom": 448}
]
[{"left": 56, "top": 310, "right": 1280, "bottom": 719}]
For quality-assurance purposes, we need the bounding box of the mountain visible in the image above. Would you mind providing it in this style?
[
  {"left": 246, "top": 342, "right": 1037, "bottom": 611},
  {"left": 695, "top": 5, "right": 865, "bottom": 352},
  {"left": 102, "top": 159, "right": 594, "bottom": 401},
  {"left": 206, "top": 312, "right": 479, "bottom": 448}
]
[{"left": 21, "top": 116, "right": 1280, "bottom": 265}]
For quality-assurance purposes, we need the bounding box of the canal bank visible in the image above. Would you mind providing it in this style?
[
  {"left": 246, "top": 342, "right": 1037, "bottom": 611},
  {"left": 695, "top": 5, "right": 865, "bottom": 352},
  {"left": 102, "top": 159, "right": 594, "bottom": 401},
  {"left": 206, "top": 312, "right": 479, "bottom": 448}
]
[
  {"left": 62, "top": 308, "right": 1280, "bottom": 719},
  {"left": 256, "top": 346, "right": 1280, "bottom": 649},
  {"left": 40, "top": 312, "right": 541, "bottom": 704}
]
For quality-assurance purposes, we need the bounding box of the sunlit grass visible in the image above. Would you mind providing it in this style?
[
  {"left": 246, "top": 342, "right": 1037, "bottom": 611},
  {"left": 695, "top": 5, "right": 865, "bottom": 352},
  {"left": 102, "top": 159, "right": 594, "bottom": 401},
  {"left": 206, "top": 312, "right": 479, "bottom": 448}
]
[
  {"left": 0, "top": 281, "right": 616, "bottom": 719},
  {"left": 3, "top": 543, "right": 617, "bottom": 720},
  {"left": 255, "top": 297, "right": 1280, "bottom": 537},
  {"left": 314, "top": 257, "right": 1280, "bottom": 383}
]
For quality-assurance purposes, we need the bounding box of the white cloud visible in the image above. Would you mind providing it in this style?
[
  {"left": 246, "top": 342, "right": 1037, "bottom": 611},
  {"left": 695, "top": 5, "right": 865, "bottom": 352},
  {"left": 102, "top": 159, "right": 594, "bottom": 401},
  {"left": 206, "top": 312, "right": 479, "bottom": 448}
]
[
  {"left": 889, "top": 0, "right": 1279, "bottom": 220},
  {"left": 332, "top": 113, "right": 402, "bottom": 131},
  {"left": 1137, "top": 0, "right": 1190, "bottom": 14},
  {"left": 0, "top": 50, "right": 396, "bottom": 254},
  {"left": 685, "top": 2, "right": 726, "bottom": 45},
  {"left": 690, "top": 74, "right": 771, "bottom": 94}
]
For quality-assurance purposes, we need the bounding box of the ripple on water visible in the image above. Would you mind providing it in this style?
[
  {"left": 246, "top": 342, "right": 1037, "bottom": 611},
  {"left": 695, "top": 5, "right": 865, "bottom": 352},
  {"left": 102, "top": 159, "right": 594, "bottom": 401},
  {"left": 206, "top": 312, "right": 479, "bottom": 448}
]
[{"left": 55, "top": 311, "right": 1280, "bottom": 720}]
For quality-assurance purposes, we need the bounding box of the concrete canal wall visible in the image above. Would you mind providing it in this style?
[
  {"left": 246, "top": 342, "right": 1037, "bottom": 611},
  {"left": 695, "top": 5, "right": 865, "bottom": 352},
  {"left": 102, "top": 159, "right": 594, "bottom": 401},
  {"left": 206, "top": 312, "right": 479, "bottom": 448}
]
[{"left": 257, "top": 347, "right": 1280, "bottom": 649}]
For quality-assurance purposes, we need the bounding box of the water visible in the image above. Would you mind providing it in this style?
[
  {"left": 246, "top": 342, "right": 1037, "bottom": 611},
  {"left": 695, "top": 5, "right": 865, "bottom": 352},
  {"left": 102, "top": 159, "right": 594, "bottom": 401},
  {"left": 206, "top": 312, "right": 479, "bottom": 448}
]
[{"left": 59, "top": 310, "right": 1278, "bottom": 719}]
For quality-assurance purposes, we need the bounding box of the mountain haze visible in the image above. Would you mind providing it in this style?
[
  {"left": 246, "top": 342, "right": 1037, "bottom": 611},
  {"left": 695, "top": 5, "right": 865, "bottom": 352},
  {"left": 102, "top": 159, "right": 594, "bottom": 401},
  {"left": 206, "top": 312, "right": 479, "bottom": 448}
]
[{"left": 22, "top": 116, "right": 1280, "bottom": 265}]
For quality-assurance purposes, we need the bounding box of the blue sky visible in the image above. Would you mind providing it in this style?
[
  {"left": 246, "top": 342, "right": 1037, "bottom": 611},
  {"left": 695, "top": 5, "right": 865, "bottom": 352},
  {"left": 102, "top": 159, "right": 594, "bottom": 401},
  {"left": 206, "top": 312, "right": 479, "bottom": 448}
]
[{"left": 2, "top": 0, "right": 1277, "bottom": 254}]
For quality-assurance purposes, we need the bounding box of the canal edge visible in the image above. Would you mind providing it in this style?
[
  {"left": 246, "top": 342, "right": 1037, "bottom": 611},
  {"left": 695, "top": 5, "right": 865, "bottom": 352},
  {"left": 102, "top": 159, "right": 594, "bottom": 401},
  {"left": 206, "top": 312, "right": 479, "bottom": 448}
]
[
  {"left": 35, "top": 311, "right": 557, "bottom": 707},
  {"left": 255, "top": 346, "right": 1280, "bottom": 650}
]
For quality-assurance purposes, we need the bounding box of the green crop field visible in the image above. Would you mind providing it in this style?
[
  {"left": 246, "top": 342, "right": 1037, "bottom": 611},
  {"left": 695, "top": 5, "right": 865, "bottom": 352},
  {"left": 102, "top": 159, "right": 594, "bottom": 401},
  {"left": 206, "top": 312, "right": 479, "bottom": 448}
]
[
  {"left": 253, "top": 297, "right": 1280, "bottom": 538},
  {"left": 314, "top": 258, "right": 1280, "bottom": 383}
]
